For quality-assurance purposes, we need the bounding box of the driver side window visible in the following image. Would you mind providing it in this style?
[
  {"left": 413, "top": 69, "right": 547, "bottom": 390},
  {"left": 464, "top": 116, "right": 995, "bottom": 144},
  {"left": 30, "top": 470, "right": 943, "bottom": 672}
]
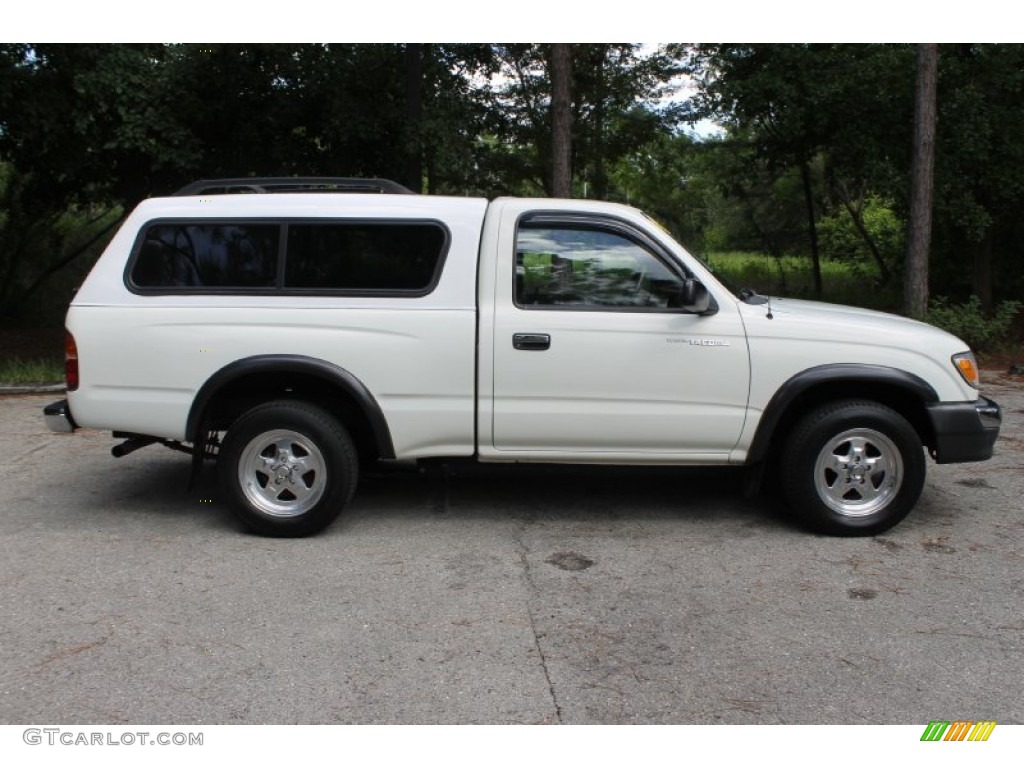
[{"left": 515, "top": 223, "right": 684, "bottom": 310}]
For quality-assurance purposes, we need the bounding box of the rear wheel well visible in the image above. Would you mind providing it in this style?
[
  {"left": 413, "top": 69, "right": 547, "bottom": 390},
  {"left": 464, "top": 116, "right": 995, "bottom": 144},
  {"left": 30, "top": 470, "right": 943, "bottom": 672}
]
[{"left": 197, "top": 371, "right": 384, "bottom": 463}]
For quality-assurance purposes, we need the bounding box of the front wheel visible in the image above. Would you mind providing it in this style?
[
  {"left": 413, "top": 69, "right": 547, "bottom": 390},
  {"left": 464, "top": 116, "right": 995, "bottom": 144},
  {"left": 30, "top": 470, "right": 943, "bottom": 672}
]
[
  {"left": 781, "top": 400, "right": 926, "bottom": 536},
  {"left": 218, "top": 400, "right": 358, "bottom": 537}
]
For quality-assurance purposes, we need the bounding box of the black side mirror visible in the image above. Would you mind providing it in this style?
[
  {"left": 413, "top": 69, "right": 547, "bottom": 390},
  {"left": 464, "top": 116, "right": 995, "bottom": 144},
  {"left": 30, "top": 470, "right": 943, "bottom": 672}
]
[{"left": 681, "top": 277, "right": 716, "bottom": 315}]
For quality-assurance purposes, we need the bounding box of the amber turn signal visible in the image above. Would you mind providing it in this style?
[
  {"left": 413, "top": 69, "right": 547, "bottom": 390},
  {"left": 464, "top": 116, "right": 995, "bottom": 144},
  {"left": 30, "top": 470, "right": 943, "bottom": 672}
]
[{"left": 952, "top": 352, "right": 979, "bottom": 389}]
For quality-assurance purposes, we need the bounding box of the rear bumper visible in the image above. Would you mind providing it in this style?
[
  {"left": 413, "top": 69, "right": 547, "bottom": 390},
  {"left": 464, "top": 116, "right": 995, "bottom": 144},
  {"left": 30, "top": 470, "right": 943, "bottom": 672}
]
[
  {"left": 927, "top": 396, "right": 1001, "bottom": 464},
  {"left": 43, "top": 399, "right": 77, "bottom": 433}
]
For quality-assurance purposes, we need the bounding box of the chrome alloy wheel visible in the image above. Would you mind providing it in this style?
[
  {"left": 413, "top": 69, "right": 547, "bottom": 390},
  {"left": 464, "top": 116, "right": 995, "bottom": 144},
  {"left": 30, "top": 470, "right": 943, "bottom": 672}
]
[
  {"left": 237, "top": 429, "right": 327, "bottom": 517},
  {"left": 812, "top": 428, "right": 903, "bottom": 517}
]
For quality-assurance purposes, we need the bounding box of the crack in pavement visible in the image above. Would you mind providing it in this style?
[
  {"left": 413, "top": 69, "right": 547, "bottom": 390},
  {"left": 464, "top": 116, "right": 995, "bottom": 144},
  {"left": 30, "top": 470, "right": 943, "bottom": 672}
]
[
  {"left": 514, "top": 522, "right": 563, "bottom": 724},
  {"left": 10, "top": 439, "right": 55, "bottom": 466}
]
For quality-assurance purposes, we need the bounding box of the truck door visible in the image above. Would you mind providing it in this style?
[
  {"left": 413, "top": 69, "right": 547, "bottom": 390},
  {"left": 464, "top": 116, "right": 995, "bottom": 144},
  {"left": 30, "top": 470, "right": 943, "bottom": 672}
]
[{"left": 484, "top": 209, "right": 750, "bottom": 460}]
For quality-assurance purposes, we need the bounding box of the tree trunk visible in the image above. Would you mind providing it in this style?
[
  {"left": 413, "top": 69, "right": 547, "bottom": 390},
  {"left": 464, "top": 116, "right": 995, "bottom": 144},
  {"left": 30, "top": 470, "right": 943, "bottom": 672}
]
[
  {"left": 800, "top": 162, "right": 823, "bottom": 298},
  {"left": 549, "top": 44, "right": 573, "bottom": 198},
  {"left": 404, "top": 44, "right": 424, "bottom": 193},
  {"left": 905, "top": 44, "right": 939, "bottom": 319},
  {"left": 592, "top": 46, "right": 608, "bottom": 200}
]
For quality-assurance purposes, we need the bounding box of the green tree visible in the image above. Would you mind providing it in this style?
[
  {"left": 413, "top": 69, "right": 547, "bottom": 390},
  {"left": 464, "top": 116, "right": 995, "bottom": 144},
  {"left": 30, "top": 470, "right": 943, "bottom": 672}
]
[
  {"left": 487, "top": 44, "right": 683, "bottom": 197},
  {"left": 687, "top": 43, "right": 1024, "bottom": 318},
  {"left": 688, "top": 44, "right": 916, "bottom": 295},
  {"left": 0, "top": 44, "right": 500, "bottom": 318},
  {"left": 930, "top": 44, "right": 1024, "bottom": 310}
]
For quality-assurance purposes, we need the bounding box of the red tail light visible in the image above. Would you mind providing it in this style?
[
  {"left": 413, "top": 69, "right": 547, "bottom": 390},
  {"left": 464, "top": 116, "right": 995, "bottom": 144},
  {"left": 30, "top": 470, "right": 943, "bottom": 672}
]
[{"left": 65, "top": 331, "right": 79, "bottom": 391}]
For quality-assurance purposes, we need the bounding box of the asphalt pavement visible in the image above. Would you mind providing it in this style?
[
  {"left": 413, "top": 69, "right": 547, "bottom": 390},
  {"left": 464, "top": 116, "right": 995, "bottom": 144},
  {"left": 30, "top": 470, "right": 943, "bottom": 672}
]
[{"left": 1, "top": 377, "right": 1021, "bottom": 724}]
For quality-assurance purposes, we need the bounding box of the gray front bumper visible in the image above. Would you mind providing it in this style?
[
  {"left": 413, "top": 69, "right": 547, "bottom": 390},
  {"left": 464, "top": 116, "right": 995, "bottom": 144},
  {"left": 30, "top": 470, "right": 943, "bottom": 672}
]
[{"left": 926, "top": 396, "right": 1000, "bottom": 464}]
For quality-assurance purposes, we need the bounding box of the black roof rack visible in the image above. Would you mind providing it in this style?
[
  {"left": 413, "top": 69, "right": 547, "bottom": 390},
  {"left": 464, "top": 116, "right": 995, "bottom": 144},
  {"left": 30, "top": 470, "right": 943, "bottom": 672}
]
[{"left": 173, "top": 177, "right": 415, "bottom": 196}]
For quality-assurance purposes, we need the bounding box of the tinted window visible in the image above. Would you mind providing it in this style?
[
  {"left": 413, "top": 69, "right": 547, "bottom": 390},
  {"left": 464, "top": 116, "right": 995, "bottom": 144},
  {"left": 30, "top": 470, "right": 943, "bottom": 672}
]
[
  {"left": 132, "top": 224, "right": 279, "bottom": 289},
  {"left": 516, "top": 224, "right": 684, "bottom": 309},
  {"left": 285, "top": 223, "right": 446, "bottom": 291}
]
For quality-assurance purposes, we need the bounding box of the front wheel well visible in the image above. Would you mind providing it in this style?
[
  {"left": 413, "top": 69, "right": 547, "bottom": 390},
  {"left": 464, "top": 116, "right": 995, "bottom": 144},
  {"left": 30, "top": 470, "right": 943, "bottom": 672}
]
[{"left": 754, "top": 381, "right": 936, "bottom": 464}]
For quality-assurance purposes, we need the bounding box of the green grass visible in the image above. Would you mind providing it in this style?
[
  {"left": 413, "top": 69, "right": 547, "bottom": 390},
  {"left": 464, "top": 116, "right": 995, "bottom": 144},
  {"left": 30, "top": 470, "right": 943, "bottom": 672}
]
[
  {"left": 704, "top": 251, "right": 900, "bottom": 311},
  {"left": 0, "top": 356, "right": 63, "bottom": 384}
]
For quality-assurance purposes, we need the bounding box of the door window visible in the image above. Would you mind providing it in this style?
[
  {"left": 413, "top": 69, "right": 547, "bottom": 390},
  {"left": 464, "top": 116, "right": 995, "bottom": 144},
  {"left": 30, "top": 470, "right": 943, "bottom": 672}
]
[{"left": 515, "top": 224, "right": 684, "bottom": 310}]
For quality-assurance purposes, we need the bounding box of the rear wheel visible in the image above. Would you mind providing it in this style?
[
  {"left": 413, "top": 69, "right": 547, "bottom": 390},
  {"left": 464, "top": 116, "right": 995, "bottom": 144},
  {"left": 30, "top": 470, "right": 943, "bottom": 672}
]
[
  {"left": 781, "top": 400, "right": 925, "bottom": 536},
  {"left": 218, "top": 400, "right": 357, "bottom": 537}
]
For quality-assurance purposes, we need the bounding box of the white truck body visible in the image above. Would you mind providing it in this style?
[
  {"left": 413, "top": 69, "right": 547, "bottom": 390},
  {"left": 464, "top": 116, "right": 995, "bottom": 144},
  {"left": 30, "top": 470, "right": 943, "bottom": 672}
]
[{"left": 46, "top": 183, "right": 1001, "bottom": 536}]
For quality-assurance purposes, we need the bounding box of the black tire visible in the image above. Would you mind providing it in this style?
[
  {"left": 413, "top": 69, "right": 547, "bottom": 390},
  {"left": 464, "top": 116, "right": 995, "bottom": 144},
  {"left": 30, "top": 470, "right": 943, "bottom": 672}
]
[
  {"left": 781, "top": 400, "right": 926, "bottom": 536},
  {"left": 218, "top": 400, "right": 358, "bottom": 537}
]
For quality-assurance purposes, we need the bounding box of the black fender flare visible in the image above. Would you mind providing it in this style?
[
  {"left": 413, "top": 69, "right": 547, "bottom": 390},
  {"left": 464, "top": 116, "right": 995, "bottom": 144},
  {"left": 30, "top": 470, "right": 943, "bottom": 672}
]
[
  {"left": 745, "top": 364, "right": 939, "bottom": 464},
  {"left": 186, "top": 355, "right": 395, "bottom": 459}
]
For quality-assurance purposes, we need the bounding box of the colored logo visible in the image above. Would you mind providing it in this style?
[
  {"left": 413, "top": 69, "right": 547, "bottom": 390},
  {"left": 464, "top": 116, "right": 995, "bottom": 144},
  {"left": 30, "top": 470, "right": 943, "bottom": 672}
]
[{"left": 920, "top": 720, "right": 996, "bottom": 742}]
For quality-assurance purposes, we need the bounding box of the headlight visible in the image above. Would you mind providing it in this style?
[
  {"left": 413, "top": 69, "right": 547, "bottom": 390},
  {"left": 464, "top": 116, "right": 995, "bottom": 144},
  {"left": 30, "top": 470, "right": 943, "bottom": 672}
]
[{"left": 952, "top": 351, "right": 979, "bottom": 389}]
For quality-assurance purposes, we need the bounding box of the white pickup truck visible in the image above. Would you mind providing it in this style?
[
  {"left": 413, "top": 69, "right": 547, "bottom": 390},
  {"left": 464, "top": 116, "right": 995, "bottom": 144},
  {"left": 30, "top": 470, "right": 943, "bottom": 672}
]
[{"left": 44, "top": 177, "right": 1001, "bottom": 537}]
